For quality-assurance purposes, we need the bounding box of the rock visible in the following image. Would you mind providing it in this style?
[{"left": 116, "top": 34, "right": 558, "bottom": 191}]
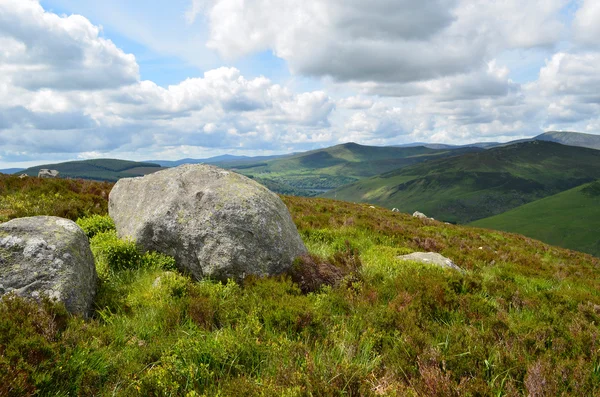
[
  {"left": 109, "top": 164, "right": 308, "bottom": 282},
  {"left": 38, "top": 169, "right": 59, "bottom": 178},
  {"left": 0, "top": 216, "right": 97, "bottom": 316},
  {"left": 391, "top": 208, "right": 400, "bottom": 212},
  {"left": 412, "top": 211, "right": 428, "bottom": 219},
  {"left": 397, "top": 252, "right": 463, "bottom": 272}
]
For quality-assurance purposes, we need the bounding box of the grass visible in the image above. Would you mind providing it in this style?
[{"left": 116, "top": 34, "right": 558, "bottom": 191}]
[
  {"left": 470, "top": 180, "right": 600, "bottom": 257},
  {"left": 1, "top": 180, "right": 600, "bottom": 395},
  {"left": 326, "top": 141, "right": 600, "bottom": 223}
]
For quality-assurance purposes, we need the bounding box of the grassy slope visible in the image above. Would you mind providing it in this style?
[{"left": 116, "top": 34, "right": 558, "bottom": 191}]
[
  {"left": 471, "top": 180, "right": 600, "bottom": 257},
  {"left": 227, "top": 142, "right": 482, "bottom": 194},
  {"left": 23, "top": 159, "right": 162, "bottom": 182},
  {"left": 325, "top": 141, "right": 600, "bottom": 223},
  {"left": 2, "top": 178, "right": 600, "bottom": 395}
]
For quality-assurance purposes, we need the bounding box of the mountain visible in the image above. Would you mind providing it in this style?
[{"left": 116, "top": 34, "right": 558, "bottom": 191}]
[
  {"left": 324, "top": 141, "right": 600, "bottom": 223},
  {"left": 395, "top": 142, "right": 500, "bottom": 149},
  {"left": 22, "top": 159, "right": 162, "bottom": 182},
  {"left": 0, "top": 168, "right": 25, "bottom": 174},
  {"left": 147, "top": 154, "right": 288, "bottom": 167},
  {"left": 470, "top": 180, "right": 600, "bottom": 257},
  {"left": 225, "top": 142, "right": 484, "bottom": 196},
  {"left": 535, "top": 130, "right": 600, "bottom": 150}
]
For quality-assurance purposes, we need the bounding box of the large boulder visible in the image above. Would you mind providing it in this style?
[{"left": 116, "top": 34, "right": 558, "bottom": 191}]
[
  {"left": 109, "top": 164, "right": 308, "bottom": 281},
  {"left": 0, "top": 216, "right": 97, "bottom": 316}
]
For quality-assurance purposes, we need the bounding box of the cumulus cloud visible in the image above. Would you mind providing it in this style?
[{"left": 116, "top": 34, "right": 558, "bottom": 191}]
[
  {"left": 0, "top": 0, "right": 138, "bottom": 90},
  {"left": 573, "top": 0, "right": 600, "bottom": 47},
  {"left": 203, "top": 0, "right": 566, "bottom": 84}
]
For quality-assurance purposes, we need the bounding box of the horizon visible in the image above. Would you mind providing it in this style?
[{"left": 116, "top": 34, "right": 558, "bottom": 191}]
[{"left": 1, "top": 0, "right": 600, "bottom": 167}]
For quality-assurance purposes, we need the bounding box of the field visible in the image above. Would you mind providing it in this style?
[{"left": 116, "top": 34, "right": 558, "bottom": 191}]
[
  {"left": 1, "top": 177, "right": 600, "bottom": 395},
  {"left": 471, "top": 180, "right": 600, "bottom": 257}
]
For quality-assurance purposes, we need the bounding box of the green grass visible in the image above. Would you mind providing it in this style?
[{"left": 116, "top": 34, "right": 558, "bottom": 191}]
[
  {"left": 22, "top": 159, "right": 162, "bottom": 182},
  {"left": 326, "top": 141, "right": 600, "bottom": 223},
  {"left": 2, "top": 181, "right": 600, "bottom": 395},
  {"left": 470, "top": 180, "right": 600, "bottom": 257}
]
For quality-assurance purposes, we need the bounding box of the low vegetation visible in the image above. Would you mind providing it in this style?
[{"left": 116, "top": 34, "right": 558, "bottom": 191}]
[
  {"left": 472, "top": 180, "right": 600, "bottom": 257},
  {"left": 0, "top": 174, "right": 111, "bottom": 222},
  {"left": 1, "top": 180, "right": 600, "bottom": 395}
]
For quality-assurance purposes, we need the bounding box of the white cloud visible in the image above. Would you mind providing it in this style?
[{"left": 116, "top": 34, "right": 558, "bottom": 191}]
[
  {"left": 0, "top": 0, "right": 138, "bottom": 90},
  {"left": 573, "top": 0, "right": 600, "bottom": 47},
  {"left": 203, "top": 0, "right": 566, "bottom": 84}
]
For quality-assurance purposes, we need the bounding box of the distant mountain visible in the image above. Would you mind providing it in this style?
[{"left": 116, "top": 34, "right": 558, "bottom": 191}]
[
  {"left": 324, "top": 141, "right": 600, "bottom": 223},
  {"left": 225, "top": 142, "right": 484, "bottom": 196},
  {"left": 0, "top": 168, "right": 25, "bottom": 174},
  {"left": 22, "top": 159, "right": 162, "bottom": 182},
  {"left": 147, "top": 154, "right": 288, "bottom": 168},
  {"left": 471, "top": 180, "right": 600, "bottom": 257},
  {"left": 535, "top": 131, "right": 600, "bottom": 150},
  {"left": 395, "top": 142, "right": 500, "bottom": 149}
]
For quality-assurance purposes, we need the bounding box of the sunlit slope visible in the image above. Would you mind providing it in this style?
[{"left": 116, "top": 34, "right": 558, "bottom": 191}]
[
  {"left": 470, "top": 180, "right": 600, "bottom": 257},
  {"left": 325, "top": 141, "right": 600, "bottom": 223}
]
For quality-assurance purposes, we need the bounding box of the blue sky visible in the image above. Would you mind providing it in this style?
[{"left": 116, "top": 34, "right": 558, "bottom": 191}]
[{"left": 1, "top": 0, "right": 599, "bottom": 167}]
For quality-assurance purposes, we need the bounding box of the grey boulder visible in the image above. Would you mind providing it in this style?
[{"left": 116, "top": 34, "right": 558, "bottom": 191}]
[
  {"left": 109, "top": 164, "right": 307, "bottom": 281},
  {"left": 397, "top": 252, "right": 463, "bottom": 272},
  {"left": 0, "top": 216, "right": 97, "bottom": 316}
]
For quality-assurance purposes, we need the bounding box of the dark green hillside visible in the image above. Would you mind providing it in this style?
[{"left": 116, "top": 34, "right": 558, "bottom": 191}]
[
  {"left": 471, "top": 180, "right": 600, "bottom": 256},
  {"left": 2, "top": 178, "right": 600, "bottom": 395},
  {"left": 227, "top": 142, "right": 483, "bottom": 195},
  {"left": 536, "top": 130, "right": 600, "bottom": 150},
  {"left": 325, "top": 141, "right": 600, "bottom": 223},
  {"left": 23, "top": 159, "right": 162, "bottom": 181}
]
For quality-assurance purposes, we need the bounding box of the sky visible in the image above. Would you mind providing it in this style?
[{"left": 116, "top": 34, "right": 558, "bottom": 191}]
[{"left": 0, "top": 0, "right": 599, "bottom": 167}]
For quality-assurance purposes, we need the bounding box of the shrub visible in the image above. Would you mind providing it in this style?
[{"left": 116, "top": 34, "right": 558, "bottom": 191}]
[
  {"left": 90, "top": 230, "right": 141, "bottom": 272},
  {"left": 76, "top": 214, "right": 115, "bottom": 238}
]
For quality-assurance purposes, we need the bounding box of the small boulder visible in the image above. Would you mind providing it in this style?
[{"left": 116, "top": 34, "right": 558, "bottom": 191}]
[
  {"left": 397, "top": 252, "right": 462, "bottom": 272},
  {"left": 0, "top": 216, "right": 97, "bottom": 316},
  {"left": 413, "top": 211, "right": 434, "bottom": 220},
  {"left": 391, "top": 208, "right": 400, "bottom": 212},
  {"left": 109, "top": 164, "right": 308, "bottom": 282}
]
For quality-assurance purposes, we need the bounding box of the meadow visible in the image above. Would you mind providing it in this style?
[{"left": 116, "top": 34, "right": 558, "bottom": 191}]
[{"left": 1, "top": 175, "right": 600, "bottom": 396}]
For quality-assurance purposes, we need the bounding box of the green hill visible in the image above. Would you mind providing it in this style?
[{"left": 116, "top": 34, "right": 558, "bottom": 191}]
[
  {"left": 22, "top": 159, "right": 162, "bottom": 182},
  {"left": 227, "top": 142, "right": 483, "bottom": 195},
  {"left": 2, "top": 177, "right": 600, "bottom": 395},
  {"left": 325, "top": 141, "right": 600, "bottom": 223},
  {"left": 470, "top": 180, "right": 600, "bottom": 256}
]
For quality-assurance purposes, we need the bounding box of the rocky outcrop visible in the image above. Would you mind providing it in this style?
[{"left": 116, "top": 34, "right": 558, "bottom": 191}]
[
  {"left": 397, "top": 252, "right": 462, "bottom": 272},
  {"left": 413, "top": 211, "right": 434, "bottom": 220},
  {"left": 0, "top": 216, "right": 97, "bottom": 316},
  {"left": 109, "top": 164, "right": 307, "bottom": 282}
]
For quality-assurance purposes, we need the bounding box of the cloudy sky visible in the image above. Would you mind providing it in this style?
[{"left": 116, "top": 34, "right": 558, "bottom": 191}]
[{"left": 0, "top": 0, "right": 599, "bottom": 167}]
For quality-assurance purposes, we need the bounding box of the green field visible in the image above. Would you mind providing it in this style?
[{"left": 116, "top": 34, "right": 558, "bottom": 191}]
[
  {"left": 471, "top": 180, "right": 600, "bottom": 257},
  {"left": 2, "top": 177, "right": 600, "bottom": 395},
  {"left": 325, "top": 141, "right": 600, "bottom": 223},
  {"left": 226, "top": 142, "right": 482, "bottom": 196},
  {"left": 23, "top": 159, "right": 162, "bottom": 182}
]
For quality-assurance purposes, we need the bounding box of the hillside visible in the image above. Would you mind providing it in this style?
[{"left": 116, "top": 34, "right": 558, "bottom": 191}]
[
  {"left": 22, "top": 159, "right": 162, "bottom": 182},
  {"left": 1, "top": 176, "right": 600, "bottom": 395},
  {"left": 325, "top": 141, "right": 600, "bottom": 223},
  {"left": 536, "top": 130, "right": 600, "bottom": 150},
  {"left": 226, "top": 142, "right": 483, "bottom": 195},
  {"left": 0, "top": 168, "right": 25, "bottom": 174},
  {"left": 471, "top": 180, "right": 600, "bottom": 257}
]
